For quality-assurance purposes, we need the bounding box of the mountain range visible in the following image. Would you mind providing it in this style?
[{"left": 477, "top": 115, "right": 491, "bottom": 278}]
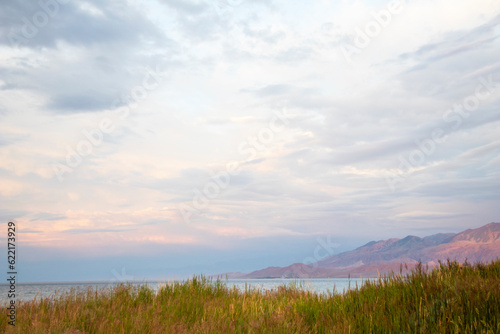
[{"left": 223, "top": 223, "right": 500, "bottom": 278}]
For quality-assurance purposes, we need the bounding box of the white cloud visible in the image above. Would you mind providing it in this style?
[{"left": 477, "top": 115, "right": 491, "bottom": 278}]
[{"left": 0, "top": 0, "right": 499, "bottom": 281}]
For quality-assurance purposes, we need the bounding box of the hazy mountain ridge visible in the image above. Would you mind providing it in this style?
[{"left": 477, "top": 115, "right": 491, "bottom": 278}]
[{"left": 224, "top": 223, "right": 500, "bottom": 278}]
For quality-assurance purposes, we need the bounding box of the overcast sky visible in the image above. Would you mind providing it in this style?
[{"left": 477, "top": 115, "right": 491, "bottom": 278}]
[{"left": 1, "top": 0, "right": 499, "bottom": 282}]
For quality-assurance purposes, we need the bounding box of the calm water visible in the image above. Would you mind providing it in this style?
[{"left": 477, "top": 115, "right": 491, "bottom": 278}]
[{"left": 0, "top": 278, "right": 372, "bottom": 302}]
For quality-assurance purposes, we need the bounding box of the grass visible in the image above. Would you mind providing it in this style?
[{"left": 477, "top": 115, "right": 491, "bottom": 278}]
[{"left": 1, "top": 259, "right": 499, "bottom": 333}]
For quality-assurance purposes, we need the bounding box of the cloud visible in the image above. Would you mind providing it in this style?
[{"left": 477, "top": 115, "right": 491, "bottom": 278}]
[
  {"left": 0, "top": 132, "right": 28, "bottom": 147},
  {"left": 1, "top": 0, "right": 500, "bottom": 281},
  {"left": 399, "top": 14, "right": 500, "bottom": 65},
  {"left": 61, "top": 228, "right": 134, "bottom": 234},
  {"left": 159, "top": 0, "right": 209, "bottom": 15},
  {"left": 394, "top": 211, "right": 474, "bottom": 221},
  {"left": 30, "top": 213, "right": 67, "bottom": 221},
  {"left": 243, "top": 84, "right": 292, "bottom": 97},
  {"left": 0, "top": 0, "right": 170, "bottom": 113},
  {"left": 0, "top": 0, "right": 165, "bottom": 49},
  {"left": 197, "top": 116, "right": 266, "bottom": 125},
  {"left": 20, "top": 230, "right": 43, "bottom": 234},
  {"left": 47, "top": 91, "right": 116, "bottom": 112},
  {"left": 0, "top": 209, "right": 27, "bottom": 221}
]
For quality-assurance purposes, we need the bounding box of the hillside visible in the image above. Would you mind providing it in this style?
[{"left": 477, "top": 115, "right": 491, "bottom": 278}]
[{"left": 226, "top": 223, "right": 500, "bottom": 278}]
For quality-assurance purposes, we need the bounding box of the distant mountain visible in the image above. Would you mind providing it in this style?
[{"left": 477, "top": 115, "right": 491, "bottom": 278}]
[{"left": 223, "top": 223, "right": 500, "bottom": 278}]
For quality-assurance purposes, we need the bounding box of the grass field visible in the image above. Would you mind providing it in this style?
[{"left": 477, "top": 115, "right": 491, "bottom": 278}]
[{"left": 2, "top": 260, "right": 499, "bottom": 333}]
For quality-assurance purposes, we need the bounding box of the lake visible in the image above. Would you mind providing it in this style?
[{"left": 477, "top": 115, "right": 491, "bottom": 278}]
[{"left": 0, "top": 278, "right": 374, "bottom": 302}]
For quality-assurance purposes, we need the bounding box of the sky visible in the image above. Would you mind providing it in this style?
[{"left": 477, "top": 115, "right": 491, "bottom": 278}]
[{"left": 0, "top": 0, "right": 499, "bottom": 282}]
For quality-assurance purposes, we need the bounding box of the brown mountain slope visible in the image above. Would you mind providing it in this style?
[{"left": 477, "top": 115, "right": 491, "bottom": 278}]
[{"left": 228, "top": 223, "right": 500, "bottom": 278}]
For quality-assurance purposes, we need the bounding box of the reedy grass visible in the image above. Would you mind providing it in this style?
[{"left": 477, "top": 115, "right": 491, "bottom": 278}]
[{"left": 1, "top": 259, "right": 499, "bottom": 333}]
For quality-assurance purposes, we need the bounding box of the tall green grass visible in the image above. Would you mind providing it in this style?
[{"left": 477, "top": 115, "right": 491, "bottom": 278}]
[{"left": 2, "top": 259, "right": 499, "bottom": 333}]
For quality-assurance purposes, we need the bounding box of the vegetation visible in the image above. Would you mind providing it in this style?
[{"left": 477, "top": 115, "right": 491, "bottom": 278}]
[{"left": 2, "top": 260, "right": 499, "bottom": 333}]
